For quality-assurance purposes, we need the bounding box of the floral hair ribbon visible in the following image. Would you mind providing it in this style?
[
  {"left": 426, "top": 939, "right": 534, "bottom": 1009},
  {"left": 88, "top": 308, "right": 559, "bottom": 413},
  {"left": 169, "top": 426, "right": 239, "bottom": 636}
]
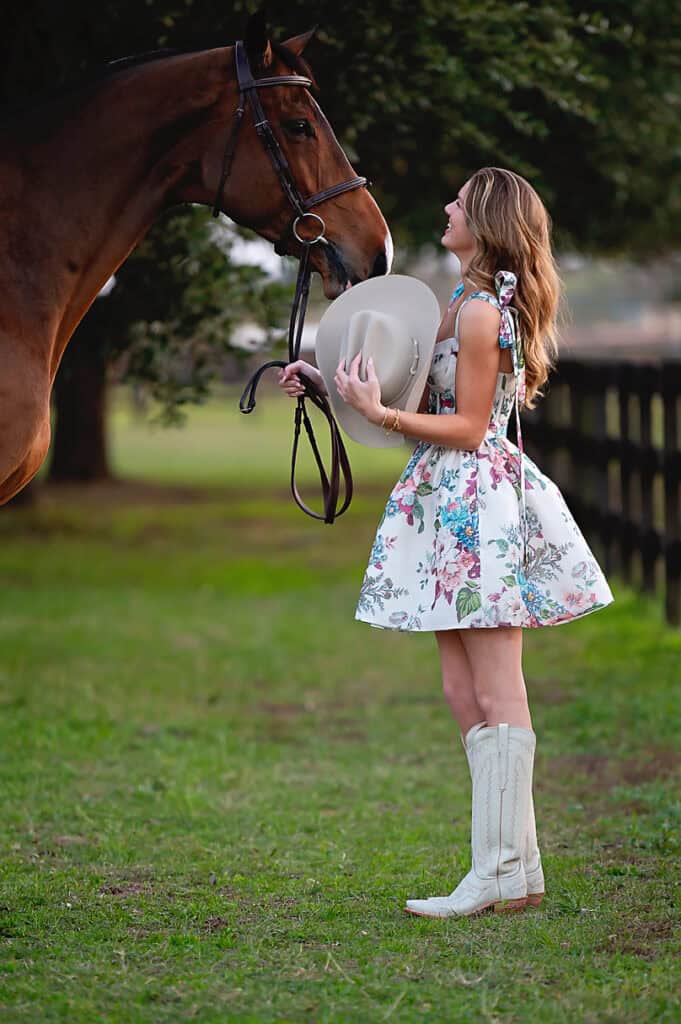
[
  {"left": 494, "top": 270, "right": 529, "bottom": 576},
  {"left": 494, "top": 270, "right": 526, "bottom": 405}
]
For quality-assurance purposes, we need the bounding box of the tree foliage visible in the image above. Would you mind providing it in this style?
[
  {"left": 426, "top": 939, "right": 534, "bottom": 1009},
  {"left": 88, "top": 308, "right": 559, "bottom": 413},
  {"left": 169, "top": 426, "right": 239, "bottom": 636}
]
[
  {"left": 83, "top": 209, "right": 291, "bottom": 421},
  {"left": 3, "top": 1, "right": 680, "bottom": 252}
]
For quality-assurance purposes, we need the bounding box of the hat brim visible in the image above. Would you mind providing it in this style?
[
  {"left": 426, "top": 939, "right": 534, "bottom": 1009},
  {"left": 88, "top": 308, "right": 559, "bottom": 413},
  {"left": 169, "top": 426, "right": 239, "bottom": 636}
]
[{"left": 315, "top": 275, "right": 441, "bottom": 448}]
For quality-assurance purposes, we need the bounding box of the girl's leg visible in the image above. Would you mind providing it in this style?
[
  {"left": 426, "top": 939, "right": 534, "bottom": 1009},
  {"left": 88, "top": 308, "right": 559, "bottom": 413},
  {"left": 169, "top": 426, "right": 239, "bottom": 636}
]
[
  {"left": 435, "top": 628, "right": 485, "bottom": 735},
  {"left": 458, "top": 626, "right": 532, "bottom": 730},
  {"left": 405, "top": 625, "right": 541, "bottom": 917},
  {"left": 458, "top": 624, "right": 544, "bottom": 903}
]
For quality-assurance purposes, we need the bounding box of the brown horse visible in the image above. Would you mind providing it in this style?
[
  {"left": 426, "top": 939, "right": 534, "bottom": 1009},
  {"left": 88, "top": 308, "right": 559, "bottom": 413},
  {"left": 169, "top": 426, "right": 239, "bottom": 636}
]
[{"left": 0, "top": 26, "right": 392, "bottom": 504}]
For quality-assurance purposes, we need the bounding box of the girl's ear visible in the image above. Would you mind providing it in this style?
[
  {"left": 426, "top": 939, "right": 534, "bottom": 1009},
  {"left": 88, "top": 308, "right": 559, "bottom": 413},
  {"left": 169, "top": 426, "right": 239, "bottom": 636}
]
[
  {"left": 244, "top": 11, "right": 273, "bottom": 71},
  {"left": 281, "top": 27, "right": 318, "bottom": 56}
]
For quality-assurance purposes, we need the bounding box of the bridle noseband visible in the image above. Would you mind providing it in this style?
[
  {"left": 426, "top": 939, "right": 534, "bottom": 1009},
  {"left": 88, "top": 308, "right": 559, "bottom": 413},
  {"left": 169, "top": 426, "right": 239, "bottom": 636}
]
[{"left": 212, "top": 40, "right": 371, "bottom": 524}]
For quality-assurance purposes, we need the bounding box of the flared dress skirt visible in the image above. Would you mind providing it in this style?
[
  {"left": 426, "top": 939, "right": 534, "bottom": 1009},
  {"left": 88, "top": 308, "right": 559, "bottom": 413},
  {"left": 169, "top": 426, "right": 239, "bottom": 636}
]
[{"left": 355, "top": 325, "right": 615, "bottom": 631}]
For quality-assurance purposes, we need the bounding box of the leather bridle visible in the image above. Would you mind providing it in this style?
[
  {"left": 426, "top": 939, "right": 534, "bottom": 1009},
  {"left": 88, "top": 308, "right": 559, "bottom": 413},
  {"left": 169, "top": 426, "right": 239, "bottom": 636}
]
[{"left": 213, "top": 40, "right": 370, "bottom": 523}]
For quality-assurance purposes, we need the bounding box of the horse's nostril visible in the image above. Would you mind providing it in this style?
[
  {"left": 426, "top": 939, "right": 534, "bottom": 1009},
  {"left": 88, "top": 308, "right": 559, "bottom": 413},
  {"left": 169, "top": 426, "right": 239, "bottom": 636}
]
[{"left": 369, "top": 250, "right": 388, "bottom": 279}]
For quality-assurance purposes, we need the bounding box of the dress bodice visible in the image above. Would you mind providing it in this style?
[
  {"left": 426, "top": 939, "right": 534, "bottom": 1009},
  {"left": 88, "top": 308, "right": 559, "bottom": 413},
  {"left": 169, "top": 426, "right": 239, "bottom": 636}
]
[
  {"left": 426, "top": 277, "right": 525, "bottom": 442},
  {"left": 427, "top": 333, "right": 517, "bottom": 438},
  {"left": 424, "top": 271, "right": 530, "bottom": 571}
]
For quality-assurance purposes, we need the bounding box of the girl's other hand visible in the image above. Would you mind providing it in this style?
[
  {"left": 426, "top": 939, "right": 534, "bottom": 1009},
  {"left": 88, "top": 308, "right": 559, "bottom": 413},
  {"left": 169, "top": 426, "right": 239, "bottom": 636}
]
[
  {"left": 334, "top": 353, "right": 385, "bottom": 424},
  {"left": 277, "top": 360, "right": 327, "bottom": 398}
]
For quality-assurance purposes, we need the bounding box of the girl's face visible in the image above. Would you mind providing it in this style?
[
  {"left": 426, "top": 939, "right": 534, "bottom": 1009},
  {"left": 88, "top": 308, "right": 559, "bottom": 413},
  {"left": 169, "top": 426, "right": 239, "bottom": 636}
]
[{"left": 442, "top": 180, "right": 475, "bottom": 258}]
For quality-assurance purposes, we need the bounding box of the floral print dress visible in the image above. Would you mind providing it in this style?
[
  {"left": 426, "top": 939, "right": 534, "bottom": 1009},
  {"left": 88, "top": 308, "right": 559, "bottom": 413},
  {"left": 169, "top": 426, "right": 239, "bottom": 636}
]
[{"left": 355, "top": 271, "right": 615, "bottom": 631}]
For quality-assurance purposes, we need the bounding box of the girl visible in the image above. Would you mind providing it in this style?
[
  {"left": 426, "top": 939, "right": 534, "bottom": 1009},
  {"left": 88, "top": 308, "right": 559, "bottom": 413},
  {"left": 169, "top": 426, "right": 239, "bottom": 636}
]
[{"left": 278, "top": 167, "right": 614, "bottom": 918}]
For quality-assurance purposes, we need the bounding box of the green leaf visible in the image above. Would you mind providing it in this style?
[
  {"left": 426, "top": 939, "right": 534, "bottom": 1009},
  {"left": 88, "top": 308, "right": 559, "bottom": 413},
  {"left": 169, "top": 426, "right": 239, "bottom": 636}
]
[{"left": 456, "top": 587, "right": 481, "bottom": 622}]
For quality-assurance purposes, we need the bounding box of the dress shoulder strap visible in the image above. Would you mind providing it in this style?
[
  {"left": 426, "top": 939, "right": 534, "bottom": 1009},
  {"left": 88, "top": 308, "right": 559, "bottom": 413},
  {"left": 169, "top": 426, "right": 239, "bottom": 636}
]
[
  {"left": 453, "top": 290, "right": 499, "bottom": 341},
  {"left": 447, "top": 280, "right": 465, "bottom": 308}
]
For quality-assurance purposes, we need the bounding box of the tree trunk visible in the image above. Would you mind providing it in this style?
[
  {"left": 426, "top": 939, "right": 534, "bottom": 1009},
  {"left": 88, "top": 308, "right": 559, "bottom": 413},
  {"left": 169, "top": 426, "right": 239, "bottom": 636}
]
[{"left": 49, "top": 334, "right": 111, "bottom": 482}]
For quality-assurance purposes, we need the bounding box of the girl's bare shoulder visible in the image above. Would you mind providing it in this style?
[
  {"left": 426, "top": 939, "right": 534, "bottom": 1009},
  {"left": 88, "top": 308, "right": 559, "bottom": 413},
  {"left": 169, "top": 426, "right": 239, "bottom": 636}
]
[{"left": 457, "top": 296, "right": 501, "bottom": 336}]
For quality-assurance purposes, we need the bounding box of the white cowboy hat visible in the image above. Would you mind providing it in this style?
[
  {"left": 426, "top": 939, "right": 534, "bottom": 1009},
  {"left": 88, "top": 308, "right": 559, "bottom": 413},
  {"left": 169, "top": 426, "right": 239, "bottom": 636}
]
[{"left": 315, "top": 275, "right": 441, "bottom": 448}]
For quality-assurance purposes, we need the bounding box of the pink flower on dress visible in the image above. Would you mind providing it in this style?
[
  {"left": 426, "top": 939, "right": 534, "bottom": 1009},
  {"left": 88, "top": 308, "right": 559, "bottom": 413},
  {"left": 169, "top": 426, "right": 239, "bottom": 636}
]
[
  {"left": 396, "top": 493, "right": 415, "bottom": 514},
  {"left": 500, "top": 593, "right": 525, "bottom": 619},
  {"left": 394, "top": 467, "right": 431, "bottom": 514},
  {"left": 439, "top": 559, "right": 466, "bottom": 594}
]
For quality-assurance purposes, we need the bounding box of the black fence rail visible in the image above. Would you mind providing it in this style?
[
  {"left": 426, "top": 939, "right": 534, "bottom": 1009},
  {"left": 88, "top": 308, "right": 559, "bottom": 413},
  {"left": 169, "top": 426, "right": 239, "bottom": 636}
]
[{"left": 517, "top": 358, "right": 681, "bottom": 628}]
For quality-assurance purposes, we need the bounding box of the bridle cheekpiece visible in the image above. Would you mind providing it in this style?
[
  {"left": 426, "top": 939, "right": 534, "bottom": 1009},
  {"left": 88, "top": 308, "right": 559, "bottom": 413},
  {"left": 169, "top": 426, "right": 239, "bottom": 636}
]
[{"left": 214, "top": 40, "right": 371, "bottom": 524}]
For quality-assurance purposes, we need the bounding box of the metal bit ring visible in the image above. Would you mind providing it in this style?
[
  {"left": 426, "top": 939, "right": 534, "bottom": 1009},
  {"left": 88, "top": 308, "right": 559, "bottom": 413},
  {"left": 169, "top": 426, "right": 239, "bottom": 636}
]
[{"left": 292, "top": 212, "right": 326, "bottom": 244}]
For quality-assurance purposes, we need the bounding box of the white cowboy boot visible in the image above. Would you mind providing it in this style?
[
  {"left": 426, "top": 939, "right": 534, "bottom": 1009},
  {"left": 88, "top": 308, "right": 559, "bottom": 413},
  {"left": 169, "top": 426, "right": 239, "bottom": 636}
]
[
  {"left": 405, "top": 723, "right": 535, "bottom": 918},
  {"left": 523, "top": 784, "right": 545, "bottom": 907},
  {"left": 460, "top": 721, "right": 544, "bottom": 907}
]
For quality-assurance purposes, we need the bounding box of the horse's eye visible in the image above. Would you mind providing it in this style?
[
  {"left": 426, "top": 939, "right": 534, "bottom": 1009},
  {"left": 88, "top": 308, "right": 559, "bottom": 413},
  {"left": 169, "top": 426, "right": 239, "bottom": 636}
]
[{"left": 284, "top": 118, "right": 314, "bottom": 138}]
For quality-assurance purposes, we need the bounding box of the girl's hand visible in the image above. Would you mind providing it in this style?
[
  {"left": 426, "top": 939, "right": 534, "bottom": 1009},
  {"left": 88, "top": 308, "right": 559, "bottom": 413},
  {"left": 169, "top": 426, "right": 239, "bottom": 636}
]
[
  {"left": 334, "top": 353, "right": 386, "bottom": 425},
  {"left": 277, "top": 360, "right": 327, "bottom": 398}
]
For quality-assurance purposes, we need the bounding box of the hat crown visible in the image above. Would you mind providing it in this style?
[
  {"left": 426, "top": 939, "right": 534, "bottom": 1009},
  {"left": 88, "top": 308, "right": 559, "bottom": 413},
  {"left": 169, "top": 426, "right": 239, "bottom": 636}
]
[
  {"left": 340, "top": 310, "right": 418, "bottom": 406},
  {"left": 314, "top": 274, "right": 441, "bottom": 448}
]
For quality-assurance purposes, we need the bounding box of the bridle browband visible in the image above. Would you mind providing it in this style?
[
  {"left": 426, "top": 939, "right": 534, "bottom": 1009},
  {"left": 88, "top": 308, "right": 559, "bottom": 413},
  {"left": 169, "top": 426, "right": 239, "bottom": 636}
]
[{"left": 212, "top": 40, "right": 370, "bottom": 524}]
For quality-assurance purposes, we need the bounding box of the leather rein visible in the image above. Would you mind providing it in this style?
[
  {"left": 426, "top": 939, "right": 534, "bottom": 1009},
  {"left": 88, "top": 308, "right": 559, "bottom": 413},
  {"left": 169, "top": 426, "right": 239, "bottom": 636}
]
[{"left": 212, "top": 40, "right": 368, "bottom": 523}]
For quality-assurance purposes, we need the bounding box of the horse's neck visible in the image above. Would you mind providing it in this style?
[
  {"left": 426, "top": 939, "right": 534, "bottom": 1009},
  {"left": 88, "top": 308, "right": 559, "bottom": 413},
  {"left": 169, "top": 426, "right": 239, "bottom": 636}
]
[{"left": 0, "top": 50, "right": 232, "bottom": 378}]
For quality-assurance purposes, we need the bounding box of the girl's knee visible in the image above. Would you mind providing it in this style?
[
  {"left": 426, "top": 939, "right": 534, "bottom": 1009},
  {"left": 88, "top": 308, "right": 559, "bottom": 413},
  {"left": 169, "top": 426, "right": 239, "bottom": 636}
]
[{"left": 473, "top": 687, "right": 528, "bottom": 721}]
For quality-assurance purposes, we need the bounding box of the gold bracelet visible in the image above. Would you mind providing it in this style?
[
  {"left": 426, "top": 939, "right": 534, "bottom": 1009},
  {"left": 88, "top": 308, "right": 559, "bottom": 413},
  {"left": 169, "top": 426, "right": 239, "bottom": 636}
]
[
  {"left": 381, "top": 407, "right": 402, "bottom": 435},
  {"left": 382, "top": 406, "right": 395, "bottom": 436}
]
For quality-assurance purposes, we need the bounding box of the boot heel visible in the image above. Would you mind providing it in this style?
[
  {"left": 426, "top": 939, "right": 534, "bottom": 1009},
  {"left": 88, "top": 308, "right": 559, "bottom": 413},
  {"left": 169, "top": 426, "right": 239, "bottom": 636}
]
[
  {"left": 494, "top": 896, "right": 528, "bottom": 913},
  {"left": 526, "top": 892, "right": 544, "bottom": 908}
]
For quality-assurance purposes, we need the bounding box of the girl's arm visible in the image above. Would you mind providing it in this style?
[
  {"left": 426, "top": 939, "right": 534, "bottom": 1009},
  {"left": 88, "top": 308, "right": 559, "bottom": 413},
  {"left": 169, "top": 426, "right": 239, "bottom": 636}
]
[{"left": 335, "top": 300, "right": 502, "bottom": 450}]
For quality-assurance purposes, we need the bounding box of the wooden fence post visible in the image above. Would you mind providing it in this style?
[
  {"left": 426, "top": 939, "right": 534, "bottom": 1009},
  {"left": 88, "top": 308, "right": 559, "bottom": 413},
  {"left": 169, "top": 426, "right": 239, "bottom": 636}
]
[
  {"left": 618, "top": 367, "right": 634, "bottom": 585},
  {"left": 662, "top": 362, "right": 681, "bottom": 626},
  {"left": 639, "top": 369, "right": 657, "bottom": 593}
]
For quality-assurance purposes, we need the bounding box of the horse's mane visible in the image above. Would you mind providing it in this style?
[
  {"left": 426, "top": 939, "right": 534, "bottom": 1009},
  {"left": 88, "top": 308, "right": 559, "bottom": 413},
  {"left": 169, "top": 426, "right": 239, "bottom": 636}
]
[
  {"left": 0, "top": 40, "right": 318, "bottom": 130},
  {"left": 101, "top": 40, "right": 316, "bottom": 85}
]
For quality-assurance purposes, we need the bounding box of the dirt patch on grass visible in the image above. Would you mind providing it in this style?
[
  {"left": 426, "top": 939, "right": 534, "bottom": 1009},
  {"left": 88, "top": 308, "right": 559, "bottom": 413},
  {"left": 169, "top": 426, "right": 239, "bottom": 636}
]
[
  {"left": 597, "top": 918, "right": 678, "bottom": 959},
  {"left": 257, "top": 699, "right": 366, "bottom": 742},
  {"left": 202, "top": 915, "right": 232, "bottom": 933},
  {"left": 259, "top": 701, "right": 311, "bottom": 716},
  {"left": 528, "top": 677, "right": 573, "bottom": 705},
  {"left": 53, "top": 834, "right": 89, "bottom": 846},
  {"left": 98, "top": 881, "right": 151, "bottom": 898},
  {"left": 547, "top": 749, "right": 681, "bottom": 795}
]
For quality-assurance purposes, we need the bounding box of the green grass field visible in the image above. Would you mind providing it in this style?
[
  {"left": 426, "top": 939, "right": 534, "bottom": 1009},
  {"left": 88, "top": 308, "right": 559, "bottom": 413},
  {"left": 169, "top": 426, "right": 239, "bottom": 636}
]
[{"left": 1, "top": 388, "right": 679, "bottom": 1023}]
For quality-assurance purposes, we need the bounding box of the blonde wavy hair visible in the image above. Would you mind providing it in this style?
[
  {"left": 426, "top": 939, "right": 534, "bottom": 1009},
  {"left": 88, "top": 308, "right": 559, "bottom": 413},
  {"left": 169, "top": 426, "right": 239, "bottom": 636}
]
[{"left": 461, "top": 167, "right": 561, "bottom": 409}]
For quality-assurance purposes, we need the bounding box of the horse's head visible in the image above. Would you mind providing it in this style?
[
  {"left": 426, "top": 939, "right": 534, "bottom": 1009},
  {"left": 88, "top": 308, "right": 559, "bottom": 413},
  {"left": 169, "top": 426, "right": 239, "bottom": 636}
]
[{"left": 198, "top": 19, "right": 392, "bottom": 298}]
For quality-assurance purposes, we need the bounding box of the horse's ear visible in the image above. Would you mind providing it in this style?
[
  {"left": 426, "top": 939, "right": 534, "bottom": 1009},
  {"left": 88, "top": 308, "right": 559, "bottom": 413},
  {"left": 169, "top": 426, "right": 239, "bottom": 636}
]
[
  {"left": 244, "top": 11, "right": 273, "bottom": 70},
  {"left": 282, "top": 27, "right": 317, "bottom": 57}
]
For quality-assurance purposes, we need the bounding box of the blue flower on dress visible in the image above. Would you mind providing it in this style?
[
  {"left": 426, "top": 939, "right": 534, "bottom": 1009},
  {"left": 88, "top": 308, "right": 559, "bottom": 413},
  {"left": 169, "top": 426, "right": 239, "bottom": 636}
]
[
  {"left": 438, "top": 500, "right": 479, "bottom": 552},
  {"left": 520, "top": 580, "right": 544, "bottom": 615},
  {"left": 384, "top": 497, "right": 401, "bottom": 519},
  {"left": 369, "top": 534, "right": 386, "bottom": 569},
  {"left": 439, "top": 468, "right": 461, "bottom": 492},
  {"left": 369, "top": 534, "right": 396, "bottom": 570}
]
